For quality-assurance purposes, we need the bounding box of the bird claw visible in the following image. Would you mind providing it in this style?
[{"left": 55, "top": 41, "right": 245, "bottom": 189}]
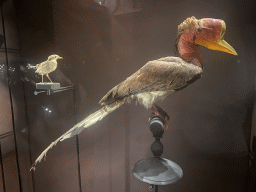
[{"left": 149, "top": 104, "right": 170, "bottom": 129}]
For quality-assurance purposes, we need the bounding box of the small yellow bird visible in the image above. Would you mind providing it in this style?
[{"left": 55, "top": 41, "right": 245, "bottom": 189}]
[{"left": 31, "top": 54, "right": 63, "bottom": 83}]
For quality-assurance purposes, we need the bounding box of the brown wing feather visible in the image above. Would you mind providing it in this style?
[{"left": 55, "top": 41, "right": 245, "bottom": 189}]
[{"left": 99, "top": 56, "right": 203, "bottom": 105}]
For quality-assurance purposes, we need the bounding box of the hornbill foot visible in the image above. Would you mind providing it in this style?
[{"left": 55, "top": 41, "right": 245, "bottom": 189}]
[{"left": 149, "top": 104, "right": 170, "bottom": 129}]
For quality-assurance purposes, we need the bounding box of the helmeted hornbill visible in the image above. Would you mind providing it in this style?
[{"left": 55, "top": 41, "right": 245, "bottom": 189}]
[{"left": 31, "top": 16, "right": 237, "bottom": 170}]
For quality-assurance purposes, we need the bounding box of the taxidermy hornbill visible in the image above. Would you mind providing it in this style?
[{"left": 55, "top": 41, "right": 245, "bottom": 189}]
[{"left": 31, "top": 16, "right": 237, "bottom": 170}]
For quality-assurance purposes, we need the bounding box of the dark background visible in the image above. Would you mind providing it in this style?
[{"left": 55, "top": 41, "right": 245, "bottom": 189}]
[{"left": 0, "top": 0, "right": 255, "bottom": 191}]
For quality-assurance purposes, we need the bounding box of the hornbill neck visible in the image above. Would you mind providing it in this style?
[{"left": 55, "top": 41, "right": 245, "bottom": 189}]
[{"left": 178, "top": 33, "right": 203, "bottom": 68}]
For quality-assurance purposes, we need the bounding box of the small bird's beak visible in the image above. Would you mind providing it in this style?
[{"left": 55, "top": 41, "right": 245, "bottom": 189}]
[{"left": 58, "top": 57, "right": 63, "bottom": 59}]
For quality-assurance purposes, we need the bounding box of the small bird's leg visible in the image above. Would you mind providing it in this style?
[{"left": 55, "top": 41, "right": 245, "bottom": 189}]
[
  {"left": 46, "top": 74, "right": 53, "bottom": 83},
  {"left": 41, "top": 75, "right": 44, "bottom": 83},
  {"left": 149, "top": 104, "right": 170, "bottom": 129}
]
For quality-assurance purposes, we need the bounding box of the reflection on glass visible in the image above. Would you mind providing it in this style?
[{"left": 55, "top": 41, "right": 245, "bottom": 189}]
[{"left": 42, "top": 106, "right": 53, "bottom": 114}]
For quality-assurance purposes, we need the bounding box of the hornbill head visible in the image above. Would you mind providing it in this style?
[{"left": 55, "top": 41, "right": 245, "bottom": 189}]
[
  {"left": 195, "top": 18, "right": 237, "bottom": 55},
  {"left": 176, "top": 16, "right": 238, "bottom": 56}
]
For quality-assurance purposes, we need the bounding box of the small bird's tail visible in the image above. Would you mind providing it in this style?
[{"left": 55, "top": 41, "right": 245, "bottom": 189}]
[
  {"left": 30, "top": 99, "right": 126, "bottom": 171},
  {"left": 28, "top": 64, "right": 38, "bottom": 69}
]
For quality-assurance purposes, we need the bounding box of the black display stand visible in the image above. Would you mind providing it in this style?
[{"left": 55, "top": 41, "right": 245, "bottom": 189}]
[{"left": 132, "top": 114, "right": 183, "bottom": 191}]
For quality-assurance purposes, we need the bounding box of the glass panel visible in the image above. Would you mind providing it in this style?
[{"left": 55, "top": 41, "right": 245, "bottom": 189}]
[
  {"left": 7, "top": 0, "right": 254, "bottom": 192},
  {"left": 1, "top": 135, "right": 19, "bottom": 192},
  {"left": 2, "top": 0, "right": 19, "bottom": 50},
  {"left": 8, "top": 52, "right": 33, "bottom": 192}
]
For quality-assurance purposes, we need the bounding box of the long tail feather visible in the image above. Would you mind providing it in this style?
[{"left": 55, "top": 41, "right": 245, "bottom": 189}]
[{"left": 30, "top": 99, "right": 126, "bottom": 171}]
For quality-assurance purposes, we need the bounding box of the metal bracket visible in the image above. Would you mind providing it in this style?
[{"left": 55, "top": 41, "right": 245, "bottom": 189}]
[{"left": 34, "top": 84, "right": 74, "bottom": 95}]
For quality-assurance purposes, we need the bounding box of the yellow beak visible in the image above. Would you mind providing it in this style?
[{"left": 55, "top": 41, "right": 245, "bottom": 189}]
[{"left": 195, "top": 39, "right": 238, "bottom": 55}]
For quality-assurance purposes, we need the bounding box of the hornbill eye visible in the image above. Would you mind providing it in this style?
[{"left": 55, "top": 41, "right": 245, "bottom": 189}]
[{"left": 196, "top": 28, "right": 202, "bottom": 33}]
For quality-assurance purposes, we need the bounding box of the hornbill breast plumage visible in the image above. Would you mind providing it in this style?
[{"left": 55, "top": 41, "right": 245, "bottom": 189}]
[{"left": 30, "top": 16, "right": 237, "bottom": 170}]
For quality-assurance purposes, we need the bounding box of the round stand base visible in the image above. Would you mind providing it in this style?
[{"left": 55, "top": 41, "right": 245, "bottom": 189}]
[{"left": 132, "top": 157, "right": 183, "bottom": 185}]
